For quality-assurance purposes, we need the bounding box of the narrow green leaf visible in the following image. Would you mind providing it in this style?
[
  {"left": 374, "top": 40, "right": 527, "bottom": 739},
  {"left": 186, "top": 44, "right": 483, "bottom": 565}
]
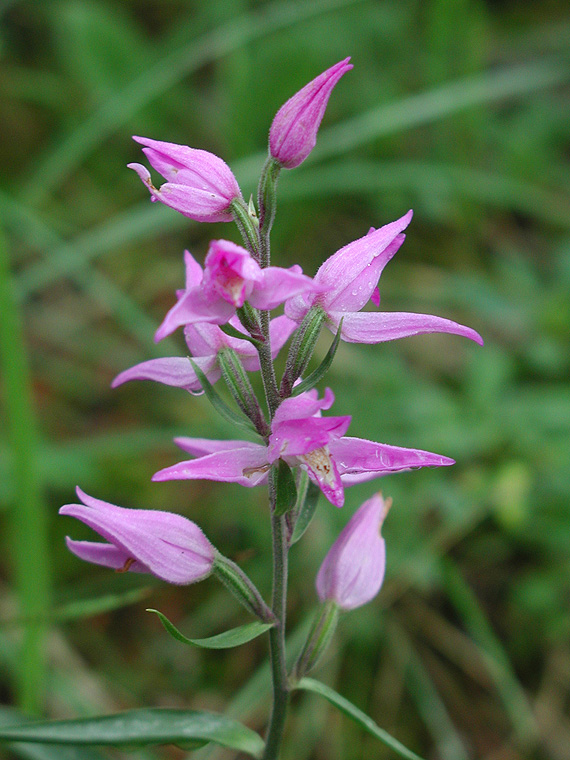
[
  {"left": 189, "top": 359, "right": 257, "bottom": 434},
  {"left": 290, "top": 480, "right": 321, "bottom": 545},
  {"left": 147, "top": 609, "right": 273, "bottom": 649},
  {"left": 0, "top": 708, "right": 265, "bottom": 758},
  {"left": 296, "top": 678, "right": 426, "bottom": 760},
  {"left": 219, "top": 321, "right": 262, "bottom": 347},
  {"left": 274, "top": 460, "right": 298, "bottom": 517},
  {"left": 0, "top": 708, "right": 105, "bottom": 760},
  {"left": 292, "top": 319, "right": 343, "bottom": 396}
]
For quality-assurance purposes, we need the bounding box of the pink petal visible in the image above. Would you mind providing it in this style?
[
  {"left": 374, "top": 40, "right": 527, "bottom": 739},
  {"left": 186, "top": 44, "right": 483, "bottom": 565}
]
[
  {"left": 330, "top": 436, "right": 455, "bottom": 479},
  {"left": 155, "top": 183, "right": 236, "bottom": 223},
  {"left": 60, "top": 488, "right": 214, "bottom": 584},
  {"left": 250, "top": 266, "right": 323, "bottom": 310},
  {"left": 65, "top": 538, "right": 149, "bottom": 574},
  {"left": 273, "top": 387, "right": 335, "bottom": 426},
  {"left": 154, "top": 289, "right": 234, "bottom": 342},
  {"left": 133, "top": 136, "right": 242, "bottom": 205},
  {"left": 316, "top": 212, "right": 412, "bottom": 312},
  {"left": 299, "top": 450, "right": 345, "bottom": 507},
  {"left": 111, "top": 356, "right": 219, "bottom": 394},
  {"left": 331, "top": 311, "right": 484, "bottom": 345},
  {"left": 268, "top": 416, "right": 351, "bottom": 460},
  {"left": 184, "top": 322, "right": 225, "bottom": 356},
  {"left": 183, "top": 250, "right": 204, "bottom": 290},
  {"left": 174, "top": 437, "right": 264, "bottom": 456},
  {"left": 152, "top": 445, "right": 269, "bottom": 487}
]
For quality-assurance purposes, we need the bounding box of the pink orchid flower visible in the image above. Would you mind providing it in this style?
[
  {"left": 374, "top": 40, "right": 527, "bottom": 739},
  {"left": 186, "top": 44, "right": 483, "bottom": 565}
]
[
  {"left": 155, "top": 242, "right": 321, "bottom": 342},
  {"left": 285, "top": 210, "right": 483, "bottom": 345},
  {"left": 60, "top": 488, "right": 215, "bottom": 585},
  {"left": 316, "top": 492, "right": 390, "bottom": 610},
  {"left": 269, "top": 58, "right": 353, "bottom": 169},
  {"left": 112, "top": 315, "right": 296, "bottom": 395},
  {"left": 152, "top": 388, "right": 454, "bottom": 507},
  {"left": 128, "top": 136, "right": 242, "bottom": 222}
]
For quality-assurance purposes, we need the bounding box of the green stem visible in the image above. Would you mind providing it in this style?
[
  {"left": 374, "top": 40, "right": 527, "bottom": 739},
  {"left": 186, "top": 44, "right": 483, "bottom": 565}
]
[
  {"left": 0, "top": 222, "right": 51, "bottom": 713},
  {"left": 231, "top": 198, "right": 260, "bottom": 261},
  {"left": 257, "top": 310, "right": 281, "bottom": 417},
  {"left": 257, "top": 158, "right": 281, "bottom": 268},
  {"left": 262, "top": 475, "right": 290, "bottom": 760}
]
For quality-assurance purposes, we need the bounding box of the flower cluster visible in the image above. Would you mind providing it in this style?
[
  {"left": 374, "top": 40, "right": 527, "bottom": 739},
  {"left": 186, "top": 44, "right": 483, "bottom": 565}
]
[{"left": 62, "top": 59, "right": 482, "bottom": 661}]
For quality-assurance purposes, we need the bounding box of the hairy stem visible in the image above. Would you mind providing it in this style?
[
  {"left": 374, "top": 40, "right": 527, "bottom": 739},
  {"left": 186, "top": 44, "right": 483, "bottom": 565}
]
[
  {"left": 257, "top": 310, "right": 281, "bottom": 417},
  {"left": 262, "top": 474, "right": 290, "bottom": 760}
]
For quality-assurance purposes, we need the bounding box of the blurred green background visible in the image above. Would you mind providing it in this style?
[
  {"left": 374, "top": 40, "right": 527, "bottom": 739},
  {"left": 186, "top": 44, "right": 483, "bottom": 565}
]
[{"left": 1, "top": 0, "right": 570, "bottom": 758}]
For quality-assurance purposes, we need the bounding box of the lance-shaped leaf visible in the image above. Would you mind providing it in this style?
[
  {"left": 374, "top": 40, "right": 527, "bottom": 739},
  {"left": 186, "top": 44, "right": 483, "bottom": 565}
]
[
  {"left": 273, "top": 459, "right": 298, "bottom": 517},
  {"left": 190, "top": 358, "right": 257, "bottom": 434},
  {"left": 0, "top": 707, "right": 105, "bottom": 760},
  {"left": 0, "top": 709, "right": 264, "bottom": 758},
  {"left": 291, "top": 318, "right": 343, "bottom": 397},
  {"left": 296, "top": 678, "right": 425, "bottom": 760},
  {"left": 289, "top": 475, "right": 320, "bottom": 545},
  {"left": 148, "top": 609, "right": 273, "bottom": 649}
]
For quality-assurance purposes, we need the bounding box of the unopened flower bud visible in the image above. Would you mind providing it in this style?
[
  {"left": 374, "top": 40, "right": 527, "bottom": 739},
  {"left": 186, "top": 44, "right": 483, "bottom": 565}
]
[
  {"left": 316, "top": 492, "right": 391, "bottom": 610},
  {"left": 269, "top": 58, "right": 352, "bottom": 169}
]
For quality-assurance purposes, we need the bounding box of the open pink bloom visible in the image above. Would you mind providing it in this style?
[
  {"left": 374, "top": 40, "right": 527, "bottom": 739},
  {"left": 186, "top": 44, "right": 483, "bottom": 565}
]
[
  {"left": 155, "top": 242, "right": 321, "bottom": 341},
  {"left": 112, "top": 314, "right": 296, "bottom": 394},
  {"left": 316, "top": 492, "right": 389, "bottom": 610},
  {"left": 285, "top": 211, "right": 483, "bottom": 346},
  {"left": 60, "top": 488, "right": 215, "bottom": 585},
  {"left": 269, "top": 58, "right": 353, "bottom": 169},
  {"left": 152, "top": 389, "right": 454, "bottom": 507},
  {"left": 128, "top": 136, "right": 242, "bottom": 222}
]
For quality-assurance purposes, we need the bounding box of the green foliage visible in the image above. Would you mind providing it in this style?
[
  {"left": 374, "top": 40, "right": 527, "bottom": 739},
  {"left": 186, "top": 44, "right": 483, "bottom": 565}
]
[
  {"left": 0, "top": 707, "right": 264, "bottom": 756},
  {"left": 296, "top": 678, "right": 425, "bottom": 760},
  {"left": 147, "top": 609, "right": 273, "bottom": 649},
  {"left": 1, "top": 0, "right": 569, "bottom": 757}
]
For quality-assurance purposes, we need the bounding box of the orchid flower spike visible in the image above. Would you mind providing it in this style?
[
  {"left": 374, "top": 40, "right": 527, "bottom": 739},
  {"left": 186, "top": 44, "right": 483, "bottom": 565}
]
[
  {"left": 269, "top": 58, "right": 353, "bottom": 169},
  {"left": 152, "top": 388, "right": 454, "bottom": 508},
  {"left": 285, "top": 211, "right": 484, "bottom": 346},
  {"left": 316, "top": 492, "right": 391, "bottom": 610},
  {"left": 128, "top": 136, "right": 243, "bottom": 223},
  {"left": 155, "top": 243, "right": 321, "bottom": 341},
  {"left": 60, "top": 488, "right": 215, "bottom": 585}
]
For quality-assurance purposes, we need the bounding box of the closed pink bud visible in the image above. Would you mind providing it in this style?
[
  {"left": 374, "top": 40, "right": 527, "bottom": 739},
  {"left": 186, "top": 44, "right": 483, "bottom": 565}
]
[
  {"left": 269, "top": 58, "right": 352, "bottom": 169},
  {"left": 128, "top": 136, "right": 243, "bottom": 222},
  {"left": 316, "top": 493, "right": 390, "bottom": 610}
]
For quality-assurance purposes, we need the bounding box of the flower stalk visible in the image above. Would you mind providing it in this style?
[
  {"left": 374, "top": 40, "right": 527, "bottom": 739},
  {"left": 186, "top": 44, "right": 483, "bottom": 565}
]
[
  {"left": 262, "top": 471, "right": 290, "bottom": 760},
  {"left": 56, "top": 57, "right": 483, "bottom": 760}
]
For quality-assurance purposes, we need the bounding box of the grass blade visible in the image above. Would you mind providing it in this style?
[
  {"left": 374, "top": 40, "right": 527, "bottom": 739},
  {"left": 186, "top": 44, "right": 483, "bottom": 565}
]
[{"left": 0, "top": 221, "right": 51, "bottom": 713}]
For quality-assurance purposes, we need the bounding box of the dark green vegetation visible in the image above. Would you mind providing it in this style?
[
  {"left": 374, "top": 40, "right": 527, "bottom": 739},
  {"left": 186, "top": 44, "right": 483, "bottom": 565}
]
[{"left": 1, "top": 0, "right": 569, "bottom": 757}]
